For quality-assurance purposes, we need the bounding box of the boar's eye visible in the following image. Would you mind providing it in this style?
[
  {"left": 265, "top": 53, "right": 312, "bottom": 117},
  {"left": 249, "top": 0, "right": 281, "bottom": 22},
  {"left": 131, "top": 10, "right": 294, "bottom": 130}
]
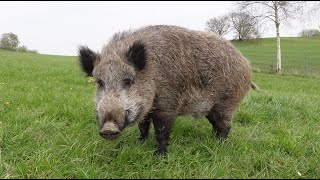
[
  {"left": 125, "top": 109, "right": 131, "bottom": 117},
  {"left": 97, "top": 79, "right": 105, "bottom": 88},
  {"left": 123, "top": 78, "right": 132, "bottom": 88}
]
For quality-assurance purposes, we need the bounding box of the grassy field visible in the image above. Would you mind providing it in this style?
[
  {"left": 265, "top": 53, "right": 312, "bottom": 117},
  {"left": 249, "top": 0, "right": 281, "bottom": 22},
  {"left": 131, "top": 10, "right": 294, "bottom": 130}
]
[
  {"left": 1, "top": 46, "right": 320, "bottom": 178},
  {"left": 232, "top": 37, "right": 320, "bottom": 77}
]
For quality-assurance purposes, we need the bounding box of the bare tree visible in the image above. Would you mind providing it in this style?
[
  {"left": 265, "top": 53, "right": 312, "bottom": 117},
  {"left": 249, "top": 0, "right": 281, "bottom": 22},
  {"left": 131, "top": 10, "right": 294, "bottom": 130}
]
[
  {"left": 298, "top": 29, "right": 320, "bottom": 37},
  {"left": 307, "top": 1, "right": 320, "bottom": 15},
  {"left": 238, "top": 1, "right": 304, "bottom": 73},
  {"left": 228, "top": 11, "right": 260, "bottom": 41},
  {"left": 205, "top": 15, "right": 230, "bottom": 36}
]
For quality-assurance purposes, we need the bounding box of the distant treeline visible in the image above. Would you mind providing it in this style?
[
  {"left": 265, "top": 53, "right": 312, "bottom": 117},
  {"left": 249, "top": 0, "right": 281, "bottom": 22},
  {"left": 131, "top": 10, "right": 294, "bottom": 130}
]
[{"left": 0, "top": 32, "right": 38, "bottom": 53}]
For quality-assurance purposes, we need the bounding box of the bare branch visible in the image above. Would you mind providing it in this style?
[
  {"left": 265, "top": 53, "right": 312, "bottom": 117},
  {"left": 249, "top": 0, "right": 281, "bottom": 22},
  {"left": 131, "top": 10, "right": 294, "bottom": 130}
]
[
  {"left": 205, "top": 15, "right": 231, "bottom": 36},
  {"left": 238, "top": 1, "right": 306, "bottom": 24},
  {"left": 228, "top": 11, "right": 260, "bottom": 40}
]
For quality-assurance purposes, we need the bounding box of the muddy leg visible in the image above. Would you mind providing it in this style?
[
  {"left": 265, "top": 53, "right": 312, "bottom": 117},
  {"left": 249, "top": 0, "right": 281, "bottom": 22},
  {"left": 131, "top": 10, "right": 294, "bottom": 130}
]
[
  {"left": 206, "top": 107, "right": 234, "bottom": 142},
  {"left": 138, "top": 115, "right": 151, "bottom": 143},
  {"left": 151, "top": 111, "right": 176, "bottom": 155}
]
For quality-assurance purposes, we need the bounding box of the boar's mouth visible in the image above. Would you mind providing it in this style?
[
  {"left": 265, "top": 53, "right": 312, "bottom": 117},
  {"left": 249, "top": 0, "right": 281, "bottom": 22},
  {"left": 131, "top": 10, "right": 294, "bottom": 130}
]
[
  {"left": 99, "top": 130, "right": 120, "bottom": 140},
  {"left": 123, "top": 112, "right": 131, "bottom": 129},
  {"left": 97, "top": 106, "right": 144, "bottom": 140},
  {"left": 123, "top": 107, "right": 142, "bottom": 128}
]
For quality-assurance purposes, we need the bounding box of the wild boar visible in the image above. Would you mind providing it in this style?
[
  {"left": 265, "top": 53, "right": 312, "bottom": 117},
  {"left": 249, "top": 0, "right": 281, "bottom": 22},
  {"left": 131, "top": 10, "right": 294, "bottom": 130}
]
[{"left": 78, "top": 25, "right": 255, "bottom": 155}]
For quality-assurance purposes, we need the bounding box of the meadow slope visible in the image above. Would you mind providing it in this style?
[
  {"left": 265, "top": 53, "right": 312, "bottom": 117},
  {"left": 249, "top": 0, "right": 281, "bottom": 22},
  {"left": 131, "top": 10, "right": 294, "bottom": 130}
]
[
  {"left": 0, "top": 47, "right": 319, "bottom": 178},
  {"left": 232, "top": 37, "right": 320, "bottom": 77}
]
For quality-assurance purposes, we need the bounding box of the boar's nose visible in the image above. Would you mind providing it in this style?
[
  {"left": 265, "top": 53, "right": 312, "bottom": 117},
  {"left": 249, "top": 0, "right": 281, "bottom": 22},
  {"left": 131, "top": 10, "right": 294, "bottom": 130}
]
[{"left": 99, "top": 130, "right": 120, "bottom": 140}]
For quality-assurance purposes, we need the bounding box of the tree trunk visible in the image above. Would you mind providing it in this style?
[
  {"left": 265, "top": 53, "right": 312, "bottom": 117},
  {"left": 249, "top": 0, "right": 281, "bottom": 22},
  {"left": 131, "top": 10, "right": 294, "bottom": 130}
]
[{"left": 275, "top": 1, "right": 281, "bottom": 73}]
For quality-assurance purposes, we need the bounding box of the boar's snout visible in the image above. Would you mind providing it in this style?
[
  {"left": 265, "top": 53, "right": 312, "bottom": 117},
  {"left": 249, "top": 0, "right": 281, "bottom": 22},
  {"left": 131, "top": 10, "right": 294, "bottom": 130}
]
[
  {"left": 99, "top": 130, "right": 120, "bottom": 140},
  {"left": 99, "top": 121, "right": 121, "bottom": 140}
]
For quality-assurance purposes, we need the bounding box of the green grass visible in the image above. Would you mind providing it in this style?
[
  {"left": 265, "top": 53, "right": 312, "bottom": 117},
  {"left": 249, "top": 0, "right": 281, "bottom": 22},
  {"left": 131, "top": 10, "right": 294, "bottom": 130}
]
[
  {"left": 1, "top": 46, "right": 320, "bottom": 178},
  {"left": 232, "top": 37, "right": 320, "bottom": 77}
]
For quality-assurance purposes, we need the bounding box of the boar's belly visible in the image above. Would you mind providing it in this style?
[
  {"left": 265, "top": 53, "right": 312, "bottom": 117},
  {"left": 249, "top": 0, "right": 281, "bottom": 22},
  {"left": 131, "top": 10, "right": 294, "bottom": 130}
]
[{"left": 179, "top": 100, "right": 214, "bottom": 118}]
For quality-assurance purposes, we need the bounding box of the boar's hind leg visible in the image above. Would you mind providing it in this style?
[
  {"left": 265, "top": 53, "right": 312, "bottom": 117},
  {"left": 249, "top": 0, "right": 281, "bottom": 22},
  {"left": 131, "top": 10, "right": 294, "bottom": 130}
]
[
  {"left": 206, "top": 105, "right": 235, "bottom": 142},
  {"left": 138, "top": 115, "right": 152, "bottom": 142},
  {"left": 151, "top": 111, "right": 176, "bottom": 155}
]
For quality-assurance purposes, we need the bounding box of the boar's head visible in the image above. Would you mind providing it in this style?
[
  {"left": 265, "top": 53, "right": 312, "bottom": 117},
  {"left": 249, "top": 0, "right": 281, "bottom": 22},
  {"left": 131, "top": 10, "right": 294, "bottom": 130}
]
[{"left": 78, "top": 41, "right": 155, "bottom": 140}]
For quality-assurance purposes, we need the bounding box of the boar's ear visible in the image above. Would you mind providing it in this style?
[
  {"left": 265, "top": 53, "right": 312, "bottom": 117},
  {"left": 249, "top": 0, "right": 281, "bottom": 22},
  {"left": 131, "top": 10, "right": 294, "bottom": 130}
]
[
  {"left": 126, "top": 41, "right": 146, "bottom": 71},
  {"left": 78, "top": 46, "right": 98, "bottom": 76}
]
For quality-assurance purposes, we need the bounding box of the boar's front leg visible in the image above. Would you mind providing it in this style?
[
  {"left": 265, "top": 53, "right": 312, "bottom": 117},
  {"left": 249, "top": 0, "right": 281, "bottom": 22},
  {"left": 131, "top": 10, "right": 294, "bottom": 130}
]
[
  {"left": 206, "top": 105, "right": 235, "bottom": 142},
  {"left": 151, "top": 111, "right": 176, "bottom": 155},
  {"left": 138, "top": 115, "right": 151, "bottom": 143}
]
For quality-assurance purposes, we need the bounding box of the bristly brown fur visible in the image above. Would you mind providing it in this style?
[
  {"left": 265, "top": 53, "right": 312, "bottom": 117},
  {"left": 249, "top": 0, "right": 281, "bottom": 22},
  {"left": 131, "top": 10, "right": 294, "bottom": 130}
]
[{"left": 79, "top": 25, "right": 254, "bottom": 155}]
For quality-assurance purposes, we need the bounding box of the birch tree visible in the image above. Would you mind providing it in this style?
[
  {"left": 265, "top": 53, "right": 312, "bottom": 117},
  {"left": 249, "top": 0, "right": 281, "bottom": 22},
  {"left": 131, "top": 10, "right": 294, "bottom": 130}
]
[{"left": 238, "top": 1, "right": 304, "bottom": 73}]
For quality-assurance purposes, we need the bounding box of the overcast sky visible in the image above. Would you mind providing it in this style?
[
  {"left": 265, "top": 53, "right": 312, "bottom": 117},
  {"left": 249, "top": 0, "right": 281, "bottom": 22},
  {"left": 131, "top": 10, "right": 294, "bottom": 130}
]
[{"left": 1, "top": 1, "right": 319, "bottom": 56}]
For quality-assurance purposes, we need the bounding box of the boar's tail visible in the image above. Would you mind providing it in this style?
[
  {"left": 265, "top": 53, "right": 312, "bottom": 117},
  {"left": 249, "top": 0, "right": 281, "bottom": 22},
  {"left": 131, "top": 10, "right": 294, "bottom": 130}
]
[{"left": 251, "top": 82, "right": 261, "bottom": 92}]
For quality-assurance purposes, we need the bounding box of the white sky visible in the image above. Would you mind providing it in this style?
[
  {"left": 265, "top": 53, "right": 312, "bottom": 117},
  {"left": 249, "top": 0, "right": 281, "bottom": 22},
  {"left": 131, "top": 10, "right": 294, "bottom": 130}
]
[{"left": 1, "top": 1, "right": 319, "bottom": 56}]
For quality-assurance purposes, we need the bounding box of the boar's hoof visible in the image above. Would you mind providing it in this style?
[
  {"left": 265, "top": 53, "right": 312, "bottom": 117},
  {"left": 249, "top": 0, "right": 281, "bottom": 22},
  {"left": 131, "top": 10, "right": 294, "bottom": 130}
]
[
  {"left": 153, "top": 148, "right": 168, "bottom": 156},
  {"left": 138, "top": 136, "right": 147, "bottom": 143},
  {"left": 154, "top": 145, "right": 168, "bottom": 155},
  {"left": 218, "top": 136, "right": 228, "bottom": 144}
]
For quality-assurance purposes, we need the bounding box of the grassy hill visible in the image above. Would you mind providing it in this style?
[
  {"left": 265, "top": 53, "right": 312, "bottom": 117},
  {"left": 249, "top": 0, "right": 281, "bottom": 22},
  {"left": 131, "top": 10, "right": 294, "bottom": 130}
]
[
  {"left": 1, "top": 42, "right": 320, "bottom": 178},
  {"left": 231, "top": 37, "right": 320, "bottom": 77}
]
